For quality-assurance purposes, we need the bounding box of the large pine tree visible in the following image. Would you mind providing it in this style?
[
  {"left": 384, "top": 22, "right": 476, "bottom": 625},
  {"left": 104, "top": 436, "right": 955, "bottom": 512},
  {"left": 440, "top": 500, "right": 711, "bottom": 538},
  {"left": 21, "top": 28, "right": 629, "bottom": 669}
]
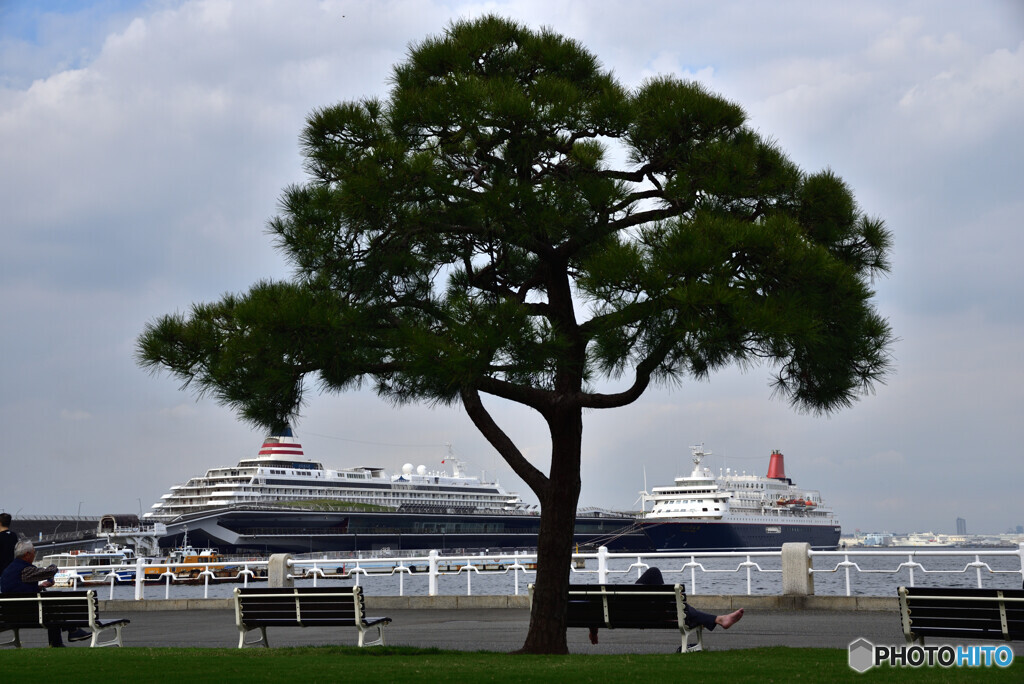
[{"left": 139, "top": 16, "right": 893, "bottom": 653}]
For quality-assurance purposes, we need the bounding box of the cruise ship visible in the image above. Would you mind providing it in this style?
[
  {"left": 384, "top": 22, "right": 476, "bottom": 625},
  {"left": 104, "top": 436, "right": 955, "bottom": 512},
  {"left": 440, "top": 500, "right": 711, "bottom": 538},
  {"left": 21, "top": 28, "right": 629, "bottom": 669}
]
[
  {"left": 144, "top": 428, "right": 648, "bottom": 554},
  {"left": 638, "top": 445, "right": 841, "bottom": 551}
]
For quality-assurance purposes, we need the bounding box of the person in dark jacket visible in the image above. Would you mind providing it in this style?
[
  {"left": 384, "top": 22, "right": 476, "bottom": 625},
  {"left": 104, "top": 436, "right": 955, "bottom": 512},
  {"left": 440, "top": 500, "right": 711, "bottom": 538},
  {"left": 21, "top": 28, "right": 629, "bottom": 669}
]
[
  {"left": 587, "top": 566, "right": 744, "bottom": 646},
  {"left": 1, "top": 539, "right": 90, "bottom": 646},
  {"left": 0, "top": 513, "right": 17, "bottom": 574}
]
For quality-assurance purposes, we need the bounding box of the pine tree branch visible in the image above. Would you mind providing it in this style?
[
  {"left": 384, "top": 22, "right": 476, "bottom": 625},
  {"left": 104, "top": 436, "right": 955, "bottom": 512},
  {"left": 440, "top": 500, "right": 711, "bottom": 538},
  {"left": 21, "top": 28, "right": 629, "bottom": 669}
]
[{"left": 459, "top": 386, "right": 549, "bottom": 496}]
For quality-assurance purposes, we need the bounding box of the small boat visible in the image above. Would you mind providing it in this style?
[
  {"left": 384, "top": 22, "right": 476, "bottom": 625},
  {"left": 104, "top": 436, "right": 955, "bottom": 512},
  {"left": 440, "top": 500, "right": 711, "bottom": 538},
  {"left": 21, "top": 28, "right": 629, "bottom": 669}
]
[
  {"left": 42, "top": 543, "right": 139, "bottom": 587},
  {"left": 143, "top": 532, "right": 246, "bottom": 584}
]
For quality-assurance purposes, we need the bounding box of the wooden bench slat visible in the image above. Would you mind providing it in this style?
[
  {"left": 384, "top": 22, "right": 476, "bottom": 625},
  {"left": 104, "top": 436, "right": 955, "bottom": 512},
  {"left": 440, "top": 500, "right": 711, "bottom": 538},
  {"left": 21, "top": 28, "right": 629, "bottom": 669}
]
[
  {"left": 244, "top": 618, "right": 358, "bottom": 626},
  {"left": 911, "top": 626, "right": 1013, "bottom": 639}
]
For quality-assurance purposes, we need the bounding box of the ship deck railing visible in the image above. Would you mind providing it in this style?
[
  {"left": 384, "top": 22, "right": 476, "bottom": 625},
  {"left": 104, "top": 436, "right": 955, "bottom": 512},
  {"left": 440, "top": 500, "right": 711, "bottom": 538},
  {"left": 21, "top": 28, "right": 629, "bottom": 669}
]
[{"left": 152, "top": 503, "right": 562, "bottom": 523}]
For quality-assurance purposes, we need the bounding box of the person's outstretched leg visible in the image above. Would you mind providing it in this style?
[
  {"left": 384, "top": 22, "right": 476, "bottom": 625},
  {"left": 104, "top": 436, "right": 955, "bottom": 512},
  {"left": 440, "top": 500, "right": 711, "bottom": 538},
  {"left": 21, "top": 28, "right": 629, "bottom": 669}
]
[
  {"left": 683, "top": 605, "right": 719, "bottom": 630},
  {"left": 715, "top": 608, "right": 744, "bottom": 629},
  {"left": 684, "top": 605, "right": 744, "bottom": 631}
]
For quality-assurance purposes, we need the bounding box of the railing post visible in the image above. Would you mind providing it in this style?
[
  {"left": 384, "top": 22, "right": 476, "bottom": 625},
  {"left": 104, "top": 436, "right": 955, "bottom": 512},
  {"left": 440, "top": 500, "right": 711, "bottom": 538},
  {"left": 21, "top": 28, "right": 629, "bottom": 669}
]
[
  {"left": 134, "top": 557, "right": 144, "bottom": 600},
  {"left": 268, "top": 553, "right": 293, "bottom": 588},
  {"left": 1018, "top": 543, "right": 1024, "bottom": 588},
  {"left": 597, "top": 546, "right": 609, "bottom": 584},
  {"left": 428, "top": 549, "right": 439, "bottom": 596},
  {"left": 513, "top": 551, "right": 520, "bottom": 596},
  {"left": 782, "top": 542, "right": 814, "bottom": 596}
]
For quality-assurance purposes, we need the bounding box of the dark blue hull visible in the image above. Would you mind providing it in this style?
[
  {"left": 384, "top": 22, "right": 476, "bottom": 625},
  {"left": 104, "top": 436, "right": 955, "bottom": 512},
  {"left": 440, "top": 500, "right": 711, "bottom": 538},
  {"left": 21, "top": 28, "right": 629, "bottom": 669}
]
[
  {"left": 640, "top": 519, "right": 841, "bottom": 551},
  {"left": 158, "top": 506, "right": 651, "bottom": 554}
]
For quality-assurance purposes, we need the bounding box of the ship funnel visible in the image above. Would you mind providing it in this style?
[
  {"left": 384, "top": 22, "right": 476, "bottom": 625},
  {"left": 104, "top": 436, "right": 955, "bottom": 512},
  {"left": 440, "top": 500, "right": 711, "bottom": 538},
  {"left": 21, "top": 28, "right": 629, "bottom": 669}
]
[{"left": 766, "top": 450, "right": 786, "bottom": 480}]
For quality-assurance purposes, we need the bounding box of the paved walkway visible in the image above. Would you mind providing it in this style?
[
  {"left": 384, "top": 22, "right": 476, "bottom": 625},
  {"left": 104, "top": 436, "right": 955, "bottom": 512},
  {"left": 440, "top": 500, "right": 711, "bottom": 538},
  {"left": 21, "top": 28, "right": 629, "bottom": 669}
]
[{"left": 11, "top": 606, "right": 1020, "bottom": 654}]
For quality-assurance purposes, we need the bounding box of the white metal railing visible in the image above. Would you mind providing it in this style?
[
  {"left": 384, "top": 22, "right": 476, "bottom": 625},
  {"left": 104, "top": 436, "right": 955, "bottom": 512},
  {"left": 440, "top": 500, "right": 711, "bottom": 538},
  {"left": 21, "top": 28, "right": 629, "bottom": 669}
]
[
  {"left": 568, "top": 547, "right": 784, "bottom": 596},
  {"left": 287, "top": 549, "right": 538, "bottom": 598},
  {"left": 48, "top": 544, "right": 1024, "bottom": 600},
  {"left": 58, "top": 558, "right": 268, "bottom": 600},
  {"left": 810, "top": 545, "right": 1024, "bottom": 596},
  {"left": 281, "top": 548, "right": 785, "bottom": 597}
]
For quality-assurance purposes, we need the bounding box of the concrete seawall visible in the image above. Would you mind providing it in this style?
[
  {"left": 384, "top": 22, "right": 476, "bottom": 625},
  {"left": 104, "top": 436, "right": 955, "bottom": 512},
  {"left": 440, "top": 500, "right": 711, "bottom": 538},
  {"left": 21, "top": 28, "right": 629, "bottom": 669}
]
[{"left": 100, "top": 594, "right": 898, "bottom": 612}]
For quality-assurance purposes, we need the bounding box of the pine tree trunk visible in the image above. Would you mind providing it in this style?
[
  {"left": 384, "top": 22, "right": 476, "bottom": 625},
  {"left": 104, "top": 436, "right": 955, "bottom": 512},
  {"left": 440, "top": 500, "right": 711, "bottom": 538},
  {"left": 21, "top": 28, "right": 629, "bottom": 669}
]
[{"left": 517, "top": 407, "right": 582, "bottom": 654}]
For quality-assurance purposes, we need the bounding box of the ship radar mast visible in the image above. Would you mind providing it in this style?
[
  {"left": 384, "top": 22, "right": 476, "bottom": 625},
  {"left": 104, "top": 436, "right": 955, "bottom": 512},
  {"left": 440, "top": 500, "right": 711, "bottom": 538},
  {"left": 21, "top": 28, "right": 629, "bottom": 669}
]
[
  {"left": 444, "top": 443, "right": 466, "bottom": 478},
  {"left": 690, "top": 443, "right": 712, "bottom": 472}
]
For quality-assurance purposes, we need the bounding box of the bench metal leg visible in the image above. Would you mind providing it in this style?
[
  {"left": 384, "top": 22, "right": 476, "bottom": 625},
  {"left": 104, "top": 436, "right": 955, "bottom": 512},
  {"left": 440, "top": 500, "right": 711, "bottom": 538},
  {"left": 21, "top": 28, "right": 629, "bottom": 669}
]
[
  {"left": 90, "top": 623, "right": 127, "bottom": 647},
  {"left": 358, "top": 623, "right": 386, "bottom": 647},
  {"left": 238, "top": 626, "right": 269, "bottom": 648},
  {"left": 680, "top": 625, "right": 704, "bottom": 653},
  {"left": 0, "top": 628, "right": 22, "bottom": 648}
]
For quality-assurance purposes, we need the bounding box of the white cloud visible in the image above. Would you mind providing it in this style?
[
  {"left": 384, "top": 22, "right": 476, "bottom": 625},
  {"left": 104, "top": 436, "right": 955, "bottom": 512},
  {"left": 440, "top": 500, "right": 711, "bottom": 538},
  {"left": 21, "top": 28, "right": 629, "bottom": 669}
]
[
  {"left": 160, "top": 403, "right": 199, "bottom": 418},
  {"left": 863, "top": 450, "right": 905, "bottom": 466},
  {"left": 898, "top": 41, "right": 1024, "bottom": 145}
]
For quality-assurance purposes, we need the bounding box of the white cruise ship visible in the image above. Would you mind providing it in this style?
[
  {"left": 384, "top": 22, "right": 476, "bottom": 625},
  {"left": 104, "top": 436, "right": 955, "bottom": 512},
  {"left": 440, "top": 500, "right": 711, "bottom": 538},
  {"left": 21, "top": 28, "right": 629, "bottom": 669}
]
[
  {"left": 638, "top": 445, "right": 842, "bottom": 550},
  {"left": 143, "top": 428, "right": 650, "bottom": 554},
  {"left": 143, "top": 427, "right": 525, "bottom": 522}
]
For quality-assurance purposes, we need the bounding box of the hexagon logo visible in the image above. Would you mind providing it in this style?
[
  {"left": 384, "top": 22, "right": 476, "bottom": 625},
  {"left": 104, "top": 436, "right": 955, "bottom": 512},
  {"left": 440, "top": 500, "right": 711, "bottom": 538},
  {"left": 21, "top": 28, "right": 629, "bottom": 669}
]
[{"left": 849, "top": 638, "right": 875, "bottom": 673}]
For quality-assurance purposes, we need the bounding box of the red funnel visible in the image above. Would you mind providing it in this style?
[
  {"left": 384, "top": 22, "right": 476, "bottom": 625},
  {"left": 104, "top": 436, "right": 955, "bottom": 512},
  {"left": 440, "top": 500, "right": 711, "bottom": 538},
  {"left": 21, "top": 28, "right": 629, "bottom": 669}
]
[{"left": 767, "top": 450, "right": 786, "bottom": 480}]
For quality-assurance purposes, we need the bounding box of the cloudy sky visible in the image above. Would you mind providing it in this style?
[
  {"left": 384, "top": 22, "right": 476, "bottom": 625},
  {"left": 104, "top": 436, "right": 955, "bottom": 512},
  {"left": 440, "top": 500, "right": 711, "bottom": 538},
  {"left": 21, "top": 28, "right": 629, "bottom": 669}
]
[{"left": 2, "top": 0, "right": 1022, "bottom": 536}]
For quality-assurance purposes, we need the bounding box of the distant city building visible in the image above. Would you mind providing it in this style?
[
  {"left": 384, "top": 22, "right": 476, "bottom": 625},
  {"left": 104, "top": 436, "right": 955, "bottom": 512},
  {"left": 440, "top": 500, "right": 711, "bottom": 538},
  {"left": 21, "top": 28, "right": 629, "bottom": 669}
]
[
  {"left": 956, "top": 517, "right": 967, "bottom": 535},
  {"left": 1017, "top": 525, "right": 1023, "bottom": 534}
]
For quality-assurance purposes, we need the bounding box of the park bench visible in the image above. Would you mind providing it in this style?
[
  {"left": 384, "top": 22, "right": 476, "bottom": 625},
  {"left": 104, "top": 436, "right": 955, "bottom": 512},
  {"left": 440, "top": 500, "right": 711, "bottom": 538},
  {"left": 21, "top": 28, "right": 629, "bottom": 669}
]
[
  {"left": 234, "top": 586, "right": 391, "bottom": 648},
  {"left": 0, "top": 590, "right": 129, "bottom": 648},
  {"left": 530, "top": 582, "right": 705, "bottom": 652},
  {"left": 898, "top": 586, "right": 1024, "bottom": 645}
]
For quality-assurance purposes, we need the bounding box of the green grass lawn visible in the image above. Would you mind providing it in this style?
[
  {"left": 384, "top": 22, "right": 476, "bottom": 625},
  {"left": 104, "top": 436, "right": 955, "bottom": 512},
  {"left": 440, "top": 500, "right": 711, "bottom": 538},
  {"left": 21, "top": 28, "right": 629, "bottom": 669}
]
[{"left": 1, "top": 646, "right": 1019, "bottom": 683}]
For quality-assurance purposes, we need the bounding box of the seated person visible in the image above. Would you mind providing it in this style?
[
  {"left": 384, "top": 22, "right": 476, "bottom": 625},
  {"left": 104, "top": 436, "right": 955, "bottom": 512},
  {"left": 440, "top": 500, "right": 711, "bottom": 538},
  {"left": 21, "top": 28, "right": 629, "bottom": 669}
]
[
  {"left": 1, "top": 539, "right": 90, "bottom": 647},
  {"left": 588, "top": 566, "right": 743, "bottom": 645}
]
